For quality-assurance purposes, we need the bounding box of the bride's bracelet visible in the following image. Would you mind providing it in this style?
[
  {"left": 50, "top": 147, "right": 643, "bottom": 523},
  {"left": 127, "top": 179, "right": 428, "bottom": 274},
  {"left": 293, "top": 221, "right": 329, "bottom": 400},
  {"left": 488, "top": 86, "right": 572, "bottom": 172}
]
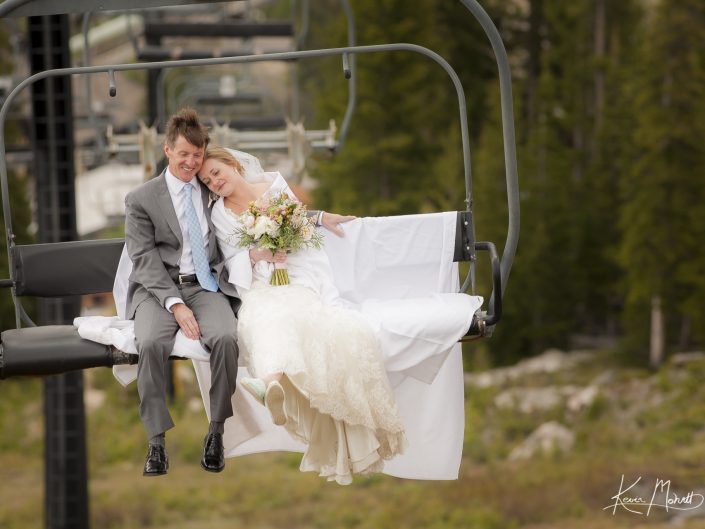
[{"left": 315, "top": 210, "right": 324, "bottom": 227}]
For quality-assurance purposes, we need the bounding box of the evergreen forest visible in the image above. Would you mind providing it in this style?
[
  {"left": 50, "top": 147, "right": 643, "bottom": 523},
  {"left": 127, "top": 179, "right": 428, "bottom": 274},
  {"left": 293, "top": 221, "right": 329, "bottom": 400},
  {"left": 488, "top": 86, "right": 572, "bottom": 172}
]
[{"left": 300, "top": 0, "right": 705, "bottom": 366}]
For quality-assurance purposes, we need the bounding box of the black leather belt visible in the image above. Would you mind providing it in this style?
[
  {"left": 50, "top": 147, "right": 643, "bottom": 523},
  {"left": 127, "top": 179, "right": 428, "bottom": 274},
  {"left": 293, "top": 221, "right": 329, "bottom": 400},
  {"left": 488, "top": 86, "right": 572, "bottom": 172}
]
[{"left": 177, "top": 274, "right": 198, "bottom": 285}]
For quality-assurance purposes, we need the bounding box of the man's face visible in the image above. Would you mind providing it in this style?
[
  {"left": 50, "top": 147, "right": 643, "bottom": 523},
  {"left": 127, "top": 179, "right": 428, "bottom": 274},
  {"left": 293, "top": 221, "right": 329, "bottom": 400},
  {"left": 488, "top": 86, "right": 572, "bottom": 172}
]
[{"left": 164, "top": 135, "right": 205, "bottom": 183}]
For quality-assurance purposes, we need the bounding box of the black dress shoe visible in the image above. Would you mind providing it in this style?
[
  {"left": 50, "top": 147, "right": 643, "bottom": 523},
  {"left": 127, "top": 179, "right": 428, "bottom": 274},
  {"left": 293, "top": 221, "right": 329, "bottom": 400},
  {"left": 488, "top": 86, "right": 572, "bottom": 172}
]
[
  {"left": 143, "top": 444, "right": 169, "bottom": 476},
  {"left": 201, "top": 432, "right": 225, "bottom": 473}
]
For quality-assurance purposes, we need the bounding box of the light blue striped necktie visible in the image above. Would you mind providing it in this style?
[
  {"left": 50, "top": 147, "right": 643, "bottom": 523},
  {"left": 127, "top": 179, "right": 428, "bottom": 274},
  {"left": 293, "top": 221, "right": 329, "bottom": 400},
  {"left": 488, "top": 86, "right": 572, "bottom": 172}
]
[{"left": 181, "top": 183, "right": 218, "bottom": 292}]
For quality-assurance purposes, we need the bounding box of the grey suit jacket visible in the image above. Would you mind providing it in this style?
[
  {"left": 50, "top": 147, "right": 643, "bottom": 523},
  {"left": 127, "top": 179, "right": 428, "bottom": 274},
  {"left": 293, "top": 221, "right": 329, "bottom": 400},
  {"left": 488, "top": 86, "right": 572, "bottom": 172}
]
[{"left": 124, "top": 171, "right": 241, "bottom": 319}]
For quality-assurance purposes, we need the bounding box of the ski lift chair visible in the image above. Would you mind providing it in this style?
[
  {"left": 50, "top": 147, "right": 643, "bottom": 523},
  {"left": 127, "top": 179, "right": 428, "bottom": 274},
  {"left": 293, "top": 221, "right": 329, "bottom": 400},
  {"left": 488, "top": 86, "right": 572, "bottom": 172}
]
[{"left": 0, "top": 0, "right": 519, "bottom": 379}]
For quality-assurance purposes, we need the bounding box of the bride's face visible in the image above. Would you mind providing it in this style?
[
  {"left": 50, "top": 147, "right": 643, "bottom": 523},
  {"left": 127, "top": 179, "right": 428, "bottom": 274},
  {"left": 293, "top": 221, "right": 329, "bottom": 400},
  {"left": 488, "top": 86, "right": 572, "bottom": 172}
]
[{"left": 198, "top": 158, "right": 240, "bottom": 197}]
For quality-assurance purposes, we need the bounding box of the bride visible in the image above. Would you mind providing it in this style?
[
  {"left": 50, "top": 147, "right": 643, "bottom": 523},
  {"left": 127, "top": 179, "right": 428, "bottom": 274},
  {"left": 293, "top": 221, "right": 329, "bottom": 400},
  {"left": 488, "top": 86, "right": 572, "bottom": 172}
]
[{"left": 197, "top": 146, "right": 407, "bottom": 484}]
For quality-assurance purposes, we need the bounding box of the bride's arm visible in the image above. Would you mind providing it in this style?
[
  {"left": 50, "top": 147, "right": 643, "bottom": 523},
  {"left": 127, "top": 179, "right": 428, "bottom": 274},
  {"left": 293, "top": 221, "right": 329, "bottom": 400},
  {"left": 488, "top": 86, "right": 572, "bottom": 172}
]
[
  {"left": 270, "top": 175, "right": 354, "bottom": 237},
  {"left": 307, "top": 210, "right": 356, "bottom": 237},
  {"left": 211, "top": 204, "right": 255, "bottom": 296},
  {"left": 275, "top": 180, "right": 348, "bottom": 304}
]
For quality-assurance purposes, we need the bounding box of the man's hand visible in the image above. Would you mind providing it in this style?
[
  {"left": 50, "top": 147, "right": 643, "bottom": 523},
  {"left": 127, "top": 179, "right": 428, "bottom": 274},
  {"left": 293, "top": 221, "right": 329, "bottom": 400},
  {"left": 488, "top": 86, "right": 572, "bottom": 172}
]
[
  {"left": 172, "top": 303, "right": 200, "bottom": 340},
  {"left": 321, "top": 212, "right": 356, "bottom": 237}
]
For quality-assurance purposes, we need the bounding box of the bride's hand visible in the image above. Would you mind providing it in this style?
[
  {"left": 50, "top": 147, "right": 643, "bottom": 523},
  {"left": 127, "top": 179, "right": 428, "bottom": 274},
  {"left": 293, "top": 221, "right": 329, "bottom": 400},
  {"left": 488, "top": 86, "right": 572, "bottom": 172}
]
[
  {"left": 321, "top": 212, "right": 356, "bottom": 237},
  {"left": 249, "top": 248, "right": 287, "bottom": 264}
]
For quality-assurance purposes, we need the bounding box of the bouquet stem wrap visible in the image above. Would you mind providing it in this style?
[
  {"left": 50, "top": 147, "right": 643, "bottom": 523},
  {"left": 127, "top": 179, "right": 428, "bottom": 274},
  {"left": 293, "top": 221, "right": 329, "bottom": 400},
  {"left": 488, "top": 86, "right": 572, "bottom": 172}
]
[{"left": 271, "top": 262, "right": 290, "bottom": 286}]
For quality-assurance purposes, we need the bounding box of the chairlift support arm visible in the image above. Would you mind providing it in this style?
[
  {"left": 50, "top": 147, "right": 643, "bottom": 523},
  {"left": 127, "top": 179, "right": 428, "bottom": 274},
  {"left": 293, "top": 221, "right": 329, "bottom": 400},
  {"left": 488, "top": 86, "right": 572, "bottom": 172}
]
[
  {"left": 0, "top": 0, "right": 214, "bottom": 17},
  {"left": 0, "top": 43, "right": 472, "bottom": 231},
  {"left": 0, "top": 0, "right": 519, "bottom": 334},
  {"left": 458, "top": 0, "right": 520, "bottom": 299}
]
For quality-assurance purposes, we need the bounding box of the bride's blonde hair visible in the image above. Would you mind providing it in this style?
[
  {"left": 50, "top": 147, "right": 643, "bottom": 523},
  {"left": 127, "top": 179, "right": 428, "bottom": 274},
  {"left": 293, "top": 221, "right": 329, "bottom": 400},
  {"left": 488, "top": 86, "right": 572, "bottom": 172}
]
[{"left": 204, "top": 146, "right": 245, "bottom": 176}]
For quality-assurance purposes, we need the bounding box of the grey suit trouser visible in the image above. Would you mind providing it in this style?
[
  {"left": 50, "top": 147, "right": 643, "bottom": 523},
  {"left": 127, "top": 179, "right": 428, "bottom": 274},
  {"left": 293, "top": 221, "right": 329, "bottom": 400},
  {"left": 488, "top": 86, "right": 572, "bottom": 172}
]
[{"left": 134, "top": 284, "right": 239, "bottom": 439}]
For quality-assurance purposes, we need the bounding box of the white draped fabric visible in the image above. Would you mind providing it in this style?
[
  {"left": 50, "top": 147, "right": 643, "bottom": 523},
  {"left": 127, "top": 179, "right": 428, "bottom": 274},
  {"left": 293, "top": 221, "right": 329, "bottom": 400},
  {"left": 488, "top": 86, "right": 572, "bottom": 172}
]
[{"left": 76, "top": 199, "right": 482, "bottom": 480}]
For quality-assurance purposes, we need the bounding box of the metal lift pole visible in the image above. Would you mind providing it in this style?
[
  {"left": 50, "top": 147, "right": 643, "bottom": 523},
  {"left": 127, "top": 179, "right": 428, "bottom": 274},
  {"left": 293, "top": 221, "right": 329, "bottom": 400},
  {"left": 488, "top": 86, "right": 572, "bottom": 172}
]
[
  {"left": 27, "top": 14, "right": 90, "bottom": 529},
  {"left": 146, "top": 10, "right": 161, "bottom": 128}
]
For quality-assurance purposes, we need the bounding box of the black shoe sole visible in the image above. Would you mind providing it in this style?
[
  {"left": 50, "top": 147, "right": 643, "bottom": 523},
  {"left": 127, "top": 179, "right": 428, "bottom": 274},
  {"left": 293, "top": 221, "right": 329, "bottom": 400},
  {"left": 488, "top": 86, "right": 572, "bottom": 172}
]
[
  {"left": 200, "top": 461, "right": 224, "bottom": 473},
  {"left": 143, "top": 470, "right": 168, "bottom": 477}
]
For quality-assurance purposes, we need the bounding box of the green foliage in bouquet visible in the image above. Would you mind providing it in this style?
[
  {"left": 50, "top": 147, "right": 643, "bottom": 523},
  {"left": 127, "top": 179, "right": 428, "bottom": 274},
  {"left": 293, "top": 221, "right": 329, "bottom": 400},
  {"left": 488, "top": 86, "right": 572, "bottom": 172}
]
[
  {"left": 229, "top": 191, "right": 324, "bottom": 285},
  {"left": 232, "top": 191, "right": 324, "bottom": 253}
]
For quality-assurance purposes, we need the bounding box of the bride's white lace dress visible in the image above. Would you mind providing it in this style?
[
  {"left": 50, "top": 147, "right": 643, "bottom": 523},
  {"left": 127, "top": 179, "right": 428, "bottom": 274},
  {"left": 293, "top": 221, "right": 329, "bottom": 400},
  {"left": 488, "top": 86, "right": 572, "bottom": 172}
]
[{"left": 211, "top": 174, "right": 407, "bottom": 484}]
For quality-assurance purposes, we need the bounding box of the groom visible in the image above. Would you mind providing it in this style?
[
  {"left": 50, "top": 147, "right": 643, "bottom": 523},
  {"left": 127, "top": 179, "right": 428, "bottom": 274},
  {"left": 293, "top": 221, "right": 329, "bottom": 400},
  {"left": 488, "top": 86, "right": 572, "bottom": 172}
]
[
  {"left": 125, "top": 107, "right": 352, "bottom": 476},
  {"left": 125, "top": 107, "right": 238, "bottom": 476}
]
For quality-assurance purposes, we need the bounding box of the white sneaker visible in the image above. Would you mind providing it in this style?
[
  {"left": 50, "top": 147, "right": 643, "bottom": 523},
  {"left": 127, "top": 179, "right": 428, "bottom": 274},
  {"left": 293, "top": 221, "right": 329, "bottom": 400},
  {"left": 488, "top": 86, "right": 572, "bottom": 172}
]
[
  {"left": 265, "top": 380, "right": 286, "bottom": 426},
  {"left": 240, "top": 377, "right": 266, "bottom": 404}
]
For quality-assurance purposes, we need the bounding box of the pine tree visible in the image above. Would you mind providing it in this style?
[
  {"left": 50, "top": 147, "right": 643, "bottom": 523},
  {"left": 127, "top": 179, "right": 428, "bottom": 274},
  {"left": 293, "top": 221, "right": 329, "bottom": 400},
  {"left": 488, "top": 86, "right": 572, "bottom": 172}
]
[
  {"left": 618, "top": 0, "right": 705, "bottom": 362},
  {"left": 474, "top": 0, "right": 597, "bottom": 360},
  {"left": 303, "top": 0, "right": 463, "bottom": 216},
  {"left": 471, "top": 0, "right": 643, "bottom": 361},
  {"left": 574, "top": 0, "right": 643, "bottom": 339}
]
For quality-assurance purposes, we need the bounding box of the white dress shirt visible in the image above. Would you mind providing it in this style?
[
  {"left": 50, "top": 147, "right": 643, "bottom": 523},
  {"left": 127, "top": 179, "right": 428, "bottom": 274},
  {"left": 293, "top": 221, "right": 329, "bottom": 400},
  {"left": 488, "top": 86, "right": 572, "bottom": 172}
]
[{"left": 164, "top": 168, "right": 211, "bottom": 311}]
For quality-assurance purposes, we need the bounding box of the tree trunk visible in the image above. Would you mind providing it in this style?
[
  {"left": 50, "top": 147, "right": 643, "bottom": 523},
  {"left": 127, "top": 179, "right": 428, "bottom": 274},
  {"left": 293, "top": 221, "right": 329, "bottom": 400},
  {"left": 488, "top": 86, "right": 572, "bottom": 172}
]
[
  {"left": 593, "top": 0, "right": 606, "bottom": 136},
  {"left": 678, "top": 315, "right": 691, "bottom": 351},
  {"left": 525, "top": 0, "right": 543, "bottom": 129},
  {"left": 650, "top": 295, "right": 665, "bottom": 368}
]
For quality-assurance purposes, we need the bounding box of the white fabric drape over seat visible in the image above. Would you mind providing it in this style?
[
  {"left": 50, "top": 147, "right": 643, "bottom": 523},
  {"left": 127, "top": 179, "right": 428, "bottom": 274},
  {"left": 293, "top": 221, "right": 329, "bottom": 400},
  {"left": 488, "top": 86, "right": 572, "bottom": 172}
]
[{"left": 76, "top": 210, "right": 482, "bottom": 480}]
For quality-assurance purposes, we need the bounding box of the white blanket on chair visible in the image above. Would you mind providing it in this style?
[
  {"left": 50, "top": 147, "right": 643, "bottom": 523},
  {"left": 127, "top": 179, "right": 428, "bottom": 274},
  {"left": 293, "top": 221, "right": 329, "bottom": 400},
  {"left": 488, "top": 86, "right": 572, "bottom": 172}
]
[{"left": 75, "top": 211, "right": 482, "bottom": 480}]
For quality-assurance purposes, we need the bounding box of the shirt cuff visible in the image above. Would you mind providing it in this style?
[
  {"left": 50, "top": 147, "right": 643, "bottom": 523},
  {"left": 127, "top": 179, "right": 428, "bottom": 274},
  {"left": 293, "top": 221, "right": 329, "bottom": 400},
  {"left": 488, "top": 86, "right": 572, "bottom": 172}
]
[{"left": 165, "top": 297, "right": 184, "bottom": 313}]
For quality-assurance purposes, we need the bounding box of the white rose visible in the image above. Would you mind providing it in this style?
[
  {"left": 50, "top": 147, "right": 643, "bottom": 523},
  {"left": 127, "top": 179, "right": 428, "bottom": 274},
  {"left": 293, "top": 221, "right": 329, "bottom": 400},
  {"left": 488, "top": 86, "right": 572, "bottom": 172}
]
[
  {"left": 301, "top": 224, "right": 313, "bottom": 241},
  {"left": 252, "top": 215, "right": 269, "bottom": 239},
  {"left": 265, "top": 217, "right": 280, "bottom": 237},
  {"left": 242, "top": 212, "right": 256, "bottom": 229}
]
